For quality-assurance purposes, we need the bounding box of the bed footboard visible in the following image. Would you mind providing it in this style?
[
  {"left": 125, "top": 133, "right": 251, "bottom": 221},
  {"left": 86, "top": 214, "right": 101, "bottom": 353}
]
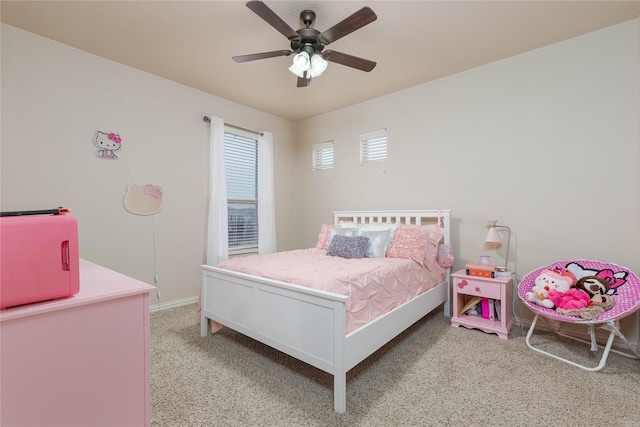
[
  {"left": 201, "top": 266, "right": 349, "bottom": 373},
  {"left": 201, "top": 265, "right": 448, "bottom": 413}
]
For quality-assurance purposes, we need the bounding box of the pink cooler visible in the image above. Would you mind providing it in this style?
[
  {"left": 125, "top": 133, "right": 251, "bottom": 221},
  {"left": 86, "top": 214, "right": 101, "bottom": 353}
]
[{"left": 1, "top": 214, "right": 79, "bottom": 309}]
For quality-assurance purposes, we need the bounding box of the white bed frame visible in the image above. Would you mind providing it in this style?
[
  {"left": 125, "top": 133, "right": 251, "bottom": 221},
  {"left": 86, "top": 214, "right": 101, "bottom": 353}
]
[{"left": 200, "top": 210, "right": 451, "bottom": 413}]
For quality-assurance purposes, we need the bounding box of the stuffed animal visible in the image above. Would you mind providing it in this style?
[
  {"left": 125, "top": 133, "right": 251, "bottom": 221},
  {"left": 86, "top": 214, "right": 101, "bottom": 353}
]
[
  {"left": 575, "top": 275, "right": 609, "bottom": 298},
  {"left": 556, "top": 294, "right": 615, "bottom": 320},
  {"left": 548, "top": 288, "right": 591, "bottom": 310},
  {"left": 526, "top": 268, "right": 576, "bottom": 309}
]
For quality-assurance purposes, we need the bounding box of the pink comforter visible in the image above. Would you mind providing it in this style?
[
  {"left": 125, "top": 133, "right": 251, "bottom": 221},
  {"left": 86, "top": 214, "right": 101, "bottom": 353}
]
[{"left": 216, "top": 248, "right": 445, "bottom": 334}]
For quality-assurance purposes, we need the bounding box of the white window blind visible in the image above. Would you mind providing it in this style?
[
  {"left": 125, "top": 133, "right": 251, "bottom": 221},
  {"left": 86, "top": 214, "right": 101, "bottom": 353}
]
[
  {"left": 225, "top": 131, "right": 258, "bottom": 253},
  {"left": 312, "top": 141, "right": 334, "bottom": 171},
  {"left": 360, "top": 129, "right": 387, "bottom": 164}
]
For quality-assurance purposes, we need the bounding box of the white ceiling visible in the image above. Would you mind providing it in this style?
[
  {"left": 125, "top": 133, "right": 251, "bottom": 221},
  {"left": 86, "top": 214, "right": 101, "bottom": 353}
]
[{"left": 2, "top": 1, "right": 639, "bottom": 122}]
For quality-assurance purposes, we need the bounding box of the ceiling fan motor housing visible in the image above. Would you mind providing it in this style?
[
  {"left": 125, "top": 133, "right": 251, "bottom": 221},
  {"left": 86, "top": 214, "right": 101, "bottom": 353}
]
[{"left": 291, "top": 27, "right": 324, "bottom": 54}]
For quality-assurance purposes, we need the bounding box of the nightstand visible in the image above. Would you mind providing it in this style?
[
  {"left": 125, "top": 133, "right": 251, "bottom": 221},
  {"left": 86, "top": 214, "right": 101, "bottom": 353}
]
[{"left": 451, "top": 269, "right": 513, "bottom": 339}]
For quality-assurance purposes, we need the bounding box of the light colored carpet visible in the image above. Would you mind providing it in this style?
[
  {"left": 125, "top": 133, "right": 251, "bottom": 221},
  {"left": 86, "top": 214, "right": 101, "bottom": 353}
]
[{"left": 151, "top": 304, "right": 640, "bottom": 426}]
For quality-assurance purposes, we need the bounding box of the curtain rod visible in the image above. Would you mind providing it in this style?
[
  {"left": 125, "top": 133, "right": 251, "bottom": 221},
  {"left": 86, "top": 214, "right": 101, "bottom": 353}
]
[{"left": 202, "top": 116, "right": 263, "bottom": 136}]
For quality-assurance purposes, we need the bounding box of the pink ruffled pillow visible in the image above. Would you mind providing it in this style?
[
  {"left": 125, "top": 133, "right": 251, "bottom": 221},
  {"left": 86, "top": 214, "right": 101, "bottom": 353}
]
[
  {"left": 316, "top": 224, "right": 338, "bottom": 250},
  {"left": 387, "top": 225, "right": 429, "bottom": 264},
  {"left": 387, "top": 224, "right": 445, "bottom": 269}
]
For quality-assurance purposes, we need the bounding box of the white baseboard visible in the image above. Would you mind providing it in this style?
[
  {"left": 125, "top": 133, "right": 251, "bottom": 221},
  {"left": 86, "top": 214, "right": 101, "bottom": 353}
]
[{"left": 150, "top": 295, "right": 198, "bottom": 313}]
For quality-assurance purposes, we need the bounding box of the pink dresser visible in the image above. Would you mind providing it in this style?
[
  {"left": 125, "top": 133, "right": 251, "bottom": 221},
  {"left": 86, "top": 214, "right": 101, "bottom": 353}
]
[{"left": 1, "top": 259, "right": 155, "bottom": 426}]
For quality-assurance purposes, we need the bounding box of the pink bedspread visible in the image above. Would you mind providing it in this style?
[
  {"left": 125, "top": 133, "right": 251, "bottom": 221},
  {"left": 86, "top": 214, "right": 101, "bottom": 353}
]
[{"left": 216, "top": 248, "right": 445, "bottom": 334}]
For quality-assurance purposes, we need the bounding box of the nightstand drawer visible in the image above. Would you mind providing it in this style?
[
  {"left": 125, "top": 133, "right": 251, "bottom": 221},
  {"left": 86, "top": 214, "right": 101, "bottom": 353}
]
[{"left": 454, "top": 277, "right": 501, "bottom": 299}]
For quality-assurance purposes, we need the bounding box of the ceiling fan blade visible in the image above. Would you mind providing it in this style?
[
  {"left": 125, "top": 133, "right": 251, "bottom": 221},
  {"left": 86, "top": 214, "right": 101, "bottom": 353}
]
[
  {"left": 323, "top": 50, "right": 376, "bottom": 72},
  {"left": 317, "top": 7, "right": 377, "bottom": 45},
  {"left": 233, "top": 50, "right": 292, "bottom": 63},
  {"left": 246, "top": 1, "right": 301, "bottom": 41}
]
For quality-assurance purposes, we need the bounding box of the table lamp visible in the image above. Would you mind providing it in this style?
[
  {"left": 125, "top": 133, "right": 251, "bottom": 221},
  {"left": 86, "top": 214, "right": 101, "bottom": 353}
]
[{"left": 485, "top": 220, "right": 511, "bottom": 273}]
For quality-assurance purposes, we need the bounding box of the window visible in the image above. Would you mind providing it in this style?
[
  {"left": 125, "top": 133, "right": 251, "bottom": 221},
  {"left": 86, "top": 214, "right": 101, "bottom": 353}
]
[
  {"left": 225, "top": 131, "right": 258, "bottom": 255},
  {"left": 312, "top": 141, "right": 334, "bottom": 170},
  {"left": 360, "top": 129, "right": 387, "bottom": 164}
]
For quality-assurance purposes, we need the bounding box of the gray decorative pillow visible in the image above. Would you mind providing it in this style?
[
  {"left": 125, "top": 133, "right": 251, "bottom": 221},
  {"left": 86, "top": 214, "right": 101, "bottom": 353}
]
[
  {"left": 361, "top": 229, "right": 391, "bottom": 258},
  {"left": 326, "top": 235, "right": 370, "bottom": 259}
]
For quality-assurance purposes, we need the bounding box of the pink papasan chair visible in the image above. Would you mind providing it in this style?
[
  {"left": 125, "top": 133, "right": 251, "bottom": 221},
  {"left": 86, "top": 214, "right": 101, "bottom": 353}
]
[{"left": 518, "top": 259, "right": 640, "bottom": 371}]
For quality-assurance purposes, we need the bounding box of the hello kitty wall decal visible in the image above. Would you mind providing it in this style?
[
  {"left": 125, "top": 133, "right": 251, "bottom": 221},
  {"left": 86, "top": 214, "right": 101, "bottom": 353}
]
[
  {"left": 123, "top": 183, "right": 164, "bottom": 216},
  {"left": 94, "top": 130, "right": 122, "bottom": 159}
]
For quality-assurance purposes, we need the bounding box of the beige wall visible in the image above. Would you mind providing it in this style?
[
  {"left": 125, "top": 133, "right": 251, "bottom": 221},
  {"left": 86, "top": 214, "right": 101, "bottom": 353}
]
[{"left": 1, "top": 24, "right": 298, "bottom": 308}]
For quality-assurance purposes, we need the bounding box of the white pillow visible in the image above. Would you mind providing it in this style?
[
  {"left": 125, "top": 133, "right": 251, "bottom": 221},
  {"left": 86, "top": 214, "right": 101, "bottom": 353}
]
[{"left": 361, "top": 229, "right": 391, "bottom": 258}]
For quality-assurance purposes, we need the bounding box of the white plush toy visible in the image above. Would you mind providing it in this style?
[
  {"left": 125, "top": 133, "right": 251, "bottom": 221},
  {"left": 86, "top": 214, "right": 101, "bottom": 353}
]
[{"left": 525, "top": 268, "right": 575, "bottom": 309}]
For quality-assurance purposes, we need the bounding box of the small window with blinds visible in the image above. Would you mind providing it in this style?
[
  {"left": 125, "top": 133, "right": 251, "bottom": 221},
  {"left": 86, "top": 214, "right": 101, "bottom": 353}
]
[
  {"left": 312, "top": 141, "right": 334, "bottom": 171},
  {"left": 225, "top": 131, "right": 258, "bottom": 255},
  {"left": 360, "top": 129, "right": 387, "bottom": 164}
]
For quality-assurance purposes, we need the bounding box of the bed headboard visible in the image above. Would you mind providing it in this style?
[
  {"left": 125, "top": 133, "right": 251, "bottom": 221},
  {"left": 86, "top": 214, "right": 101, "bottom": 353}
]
[{"left": 333, "top": 210, "right": 451, "bottom": 247}]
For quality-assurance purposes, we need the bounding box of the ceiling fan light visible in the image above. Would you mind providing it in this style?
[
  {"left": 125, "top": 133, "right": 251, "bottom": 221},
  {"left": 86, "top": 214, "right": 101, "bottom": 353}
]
[
  {"left": 309, "top": 54, "right": 328, "bottom": 77},
  {"left": 292, "top": 52, "right": 310, "bottom": 70},
  {"left": 288, "top": 64, "right": 305, "bottom": 78}
]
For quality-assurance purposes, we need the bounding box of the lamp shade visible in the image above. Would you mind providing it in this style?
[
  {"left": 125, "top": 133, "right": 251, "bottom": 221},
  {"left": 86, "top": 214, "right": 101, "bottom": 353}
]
[
  {"left": 483, "top": 220, "right": 512, "bottom": 272},
  {"left": 309, "top": 54, "right": 328, "bottom": 77},
  {"left": 289, "top": 52, "right": 311, "bottom": 77},
  {"left": 485, "top": 227, "right": 502, "bottom": 243},
  {"left": 293, "top": 52, "right": 310, "bottom": 69}
]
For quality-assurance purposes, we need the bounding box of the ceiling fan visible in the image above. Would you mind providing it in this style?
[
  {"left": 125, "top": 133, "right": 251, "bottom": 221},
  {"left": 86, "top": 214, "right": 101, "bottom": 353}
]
[{"left": 233, "top": 1, "right": 377, "bottom": 87}]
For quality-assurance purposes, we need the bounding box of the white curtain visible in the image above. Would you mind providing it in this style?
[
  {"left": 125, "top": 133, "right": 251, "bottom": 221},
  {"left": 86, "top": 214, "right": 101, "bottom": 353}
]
[
  {"left": 257, "top": 131, "right": 277, "bottom": 254},
  {"left": 206, "top": 116, "right": 228, "bottom": 265}
]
